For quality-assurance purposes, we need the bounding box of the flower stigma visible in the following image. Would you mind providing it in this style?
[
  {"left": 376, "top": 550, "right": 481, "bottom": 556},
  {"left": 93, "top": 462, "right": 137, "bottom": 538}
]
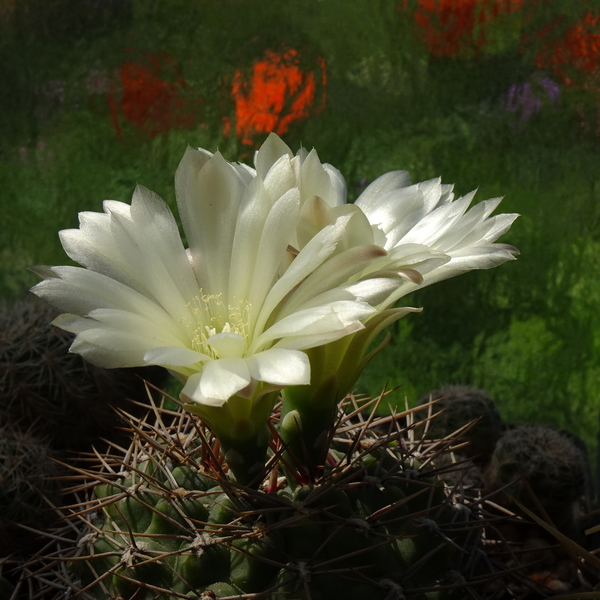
[{"left": 184, "top": 292, "right": 252, "bottom": 360}]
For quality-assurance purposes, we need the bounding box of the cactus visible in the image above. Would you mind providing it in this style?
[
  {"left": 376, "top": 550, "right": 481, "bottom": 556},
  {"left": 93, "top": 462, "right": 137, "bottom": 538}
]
[
  {"left": 484, "top": 424, "right": 587, "bottom": 537},
  {"left": 0, "top": 294, "right": 167, "bottom": 450},
  {"left": 29, "top": 394, "right": 501, "bottom": 600},
  {"left": 0, "top": 418, "right": 63, "bottom": 557},
  {"left": 415, "top": 386, "right": 504, "bottom": 463}
]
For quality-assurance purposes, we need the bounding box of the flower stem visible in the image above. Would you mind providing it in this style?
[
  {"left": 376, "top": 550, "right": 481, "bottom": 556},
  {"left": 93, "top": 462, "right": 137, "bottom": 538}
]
[
  {"left": 279, "top": 375, "right": 339, "bottom": 480},
  {"left": 218, "top": 427, "right": 271, "bottom": 487}
]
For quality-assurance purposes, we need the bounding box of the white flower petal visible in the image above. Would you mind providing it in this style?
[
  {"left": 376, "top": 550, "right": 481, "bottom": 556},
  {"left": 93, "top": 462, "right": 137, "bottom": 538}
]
[
  {"left": 262, "top": 154, "right": 297, "bottom": 202},
  {"left": 65, "top": 322, "right": 169, "bottom": 368},
  {"left": 232, "top": 161, "right": 257, "bottom": 185},
  {"left": 273, "top": 321, "right": 366, "bottom": 351},
  {"left": 32, "top": 266, "right": 183, "bottom": 336},
  {"left": 363, "top": 188, "right": 428, "bottom": 246},
  {"left": 85, "top": 307, "right": 187, "bottom": 345},
  {"left": 384, "top": 244, "right": 450, "bottom": 270},
  {"left": 253, "top": 301, "right": 373, "bottom": 351},
  {"left": 355, "top": 170, "right": 412, "bottom": 213},
  {"left": 254, "top": 132, "right": 294, "bottom": 180},
  {"left": 60, "top": 187, "right": 199, "bottom": 324},
  {"left": 227, "top": 177, "right": 273, "bottom": 302},
  {"left": 253, "top": 213, "right": 355, "bottom": 336},
  {"left": 181, "top": 372, "right": 224, "bottom": 407},
  {"left": 175, "top": 148, "right": 244, "bottom": 298},
  {"left": 199, "top": 358, "right": 252, "bottom": 402},
  {"left": 300, "top": 149, "right": 344, "bottom": 208},
  {"left": 277, "top": 244, "right": 388, "bottom": 318},
  {"left": 246, "top": 188, "right": 301, "bottom": 313},
  {"left": 293, "top": 277, "right": 406, "bottom": 312},
  {"left": 246, "top": 348, "right": 310, "bottom": 386},
  {"left": 296, "top": 198, "right": 375, "bottom": 251},
  {"left": 436, "top": 196, "right": 503, "bottom": 247},
  {"left": 460, "top": 212, "right": 519, "bottom": 248},
  {"left": 296, "top": 195, "right": 336, "bottom": 248},
  {"left": 206, "top": 332, "right": 246, "bottom": 359},
  {"left": 144, "top": 346, "right": 211, "bottom": 367},
  {"left": 439, "top": 245, "right": 518, "bottom": 275},
  {"left": 323, "top": 163, "right": 347, "bottom": 205},
  {"left": 398, "top": 192, "right": 474, "bottom": 247}
]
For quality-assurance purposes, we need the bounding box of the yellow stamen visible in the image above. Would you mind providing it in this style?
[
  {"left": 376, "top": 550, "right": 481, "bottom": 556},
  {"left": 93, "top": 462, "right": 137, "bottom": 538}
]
[{"left": 181, "top": 292, "right": 251, "bottom": 359}]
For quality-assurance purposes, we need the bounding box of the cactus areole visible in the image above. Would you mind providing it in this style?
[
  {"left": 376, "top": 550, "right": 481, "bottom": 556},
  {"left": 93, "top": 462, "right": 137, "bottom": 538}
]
[{"left": 31, "top": 133, "right": 518, "bottom": 484}]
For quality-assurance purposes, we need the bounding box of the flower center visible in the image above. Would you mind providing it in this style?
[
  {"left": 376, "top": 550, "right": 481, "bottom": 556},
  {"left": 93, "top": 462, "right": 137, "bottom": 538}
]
[{"left": 184, "top": 292, "right": 251, "bottom": 359}]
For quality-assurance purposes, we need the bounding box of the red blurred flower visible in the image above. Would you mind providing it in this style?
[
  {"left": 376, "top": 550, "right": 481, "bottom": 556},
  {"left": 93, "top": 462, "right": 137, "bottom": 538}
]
[
  {"left": 109, "top": 53, "right": 200, "bottom": 139},
  {"left": 534, "top": 11, "right": 600, "bottom": 135},
  {"left": 413, "top": 0, "right": 525, "bottom": 57},
  {"left": 224, "top": 49, "right": 327, "bottom": 146},
  {"left": 536, "top": 11, "right": 600, "bottom": 86}
]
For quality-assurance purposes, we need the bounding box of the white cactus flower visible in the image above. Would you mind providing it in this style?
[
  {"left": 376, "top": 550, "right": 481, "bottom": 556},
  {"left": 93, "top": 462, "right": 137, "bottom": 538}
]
[
  {"left": 31, "top": 135, "right": 518, "bottom": 478},
  {"left": 31, "top": 146, "right": 399, "bottom": 422}
]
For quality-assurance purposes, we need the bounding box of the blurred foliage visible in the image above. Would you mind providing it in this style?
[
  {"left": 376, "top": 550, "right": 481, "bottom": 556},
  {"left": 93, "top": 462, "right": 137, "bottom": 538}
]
[{"left": 2, "top": 0, "right": 600, "bottom": 455}]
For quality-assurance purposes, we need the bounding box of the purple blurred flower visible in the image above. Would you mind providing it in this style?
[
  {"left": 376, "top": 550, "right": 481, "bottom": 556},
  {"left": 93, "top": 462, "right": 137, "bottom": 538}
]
[{"left": 504, "top": 75, "right": 560, "bottom": 121}]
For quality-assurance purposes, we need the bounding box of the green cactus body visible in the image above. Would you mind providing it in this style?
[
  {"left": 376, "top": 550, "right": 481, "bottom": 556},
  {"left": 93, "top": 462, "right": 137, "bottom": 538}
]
[
  {"left": 230, "top": 534, "right": 283, "bottom": 592},
  {"left": 56, "top": 401, "right": 486, "bottom": 600}
]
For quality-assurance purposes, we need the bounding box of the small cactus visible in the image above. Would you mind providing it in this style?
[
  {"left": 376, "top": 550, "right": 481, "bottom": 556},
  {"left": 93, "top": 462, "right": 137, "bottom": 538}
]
[
  {"left": 0, "top": 294, "right": 166, "bottom": 450},
  {"left": 0, "top": 419, "right": 63, "bottom": 556},
  {"left": 484, "top": 423, "right": 588, "bottom": 543},
  {"left": 415, "top": 385, "right": 504, "bottom": 462}
]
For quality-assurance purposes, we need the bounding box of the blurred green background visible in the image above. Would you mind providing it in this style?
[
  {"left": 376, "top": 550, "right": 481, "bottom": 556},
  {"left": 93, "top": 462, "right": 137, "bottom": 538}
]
[{"left": 2, "top": 0, "right": 600, "bottom": 455}]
